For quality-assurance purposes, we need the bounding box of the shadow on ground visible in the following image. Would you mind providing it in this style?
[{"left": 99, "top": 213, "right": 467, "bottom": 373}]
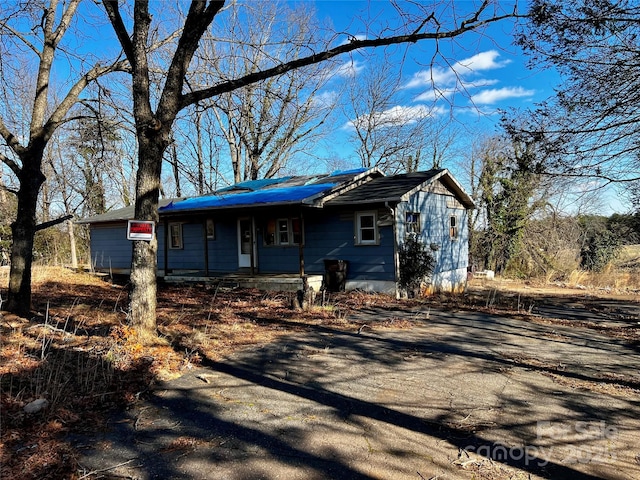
[{"left": 73, "top": 298, "right": 640, "bottom": 480}]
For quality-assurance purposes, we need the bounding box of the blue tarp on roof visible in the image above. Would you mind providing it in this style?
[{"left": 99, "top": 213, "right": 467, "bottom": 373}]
[
  {"left": 158, "top": 168, "right": 372, "bottom": 213},
  {"left": 330, "top": 168, "right": 367, "bottom": 176},
  {"left": 159, "top": 182, "right": 337, "bottom": 212},
  {"left": 216, "top": 177, "right": 291, "bottom": 193}
]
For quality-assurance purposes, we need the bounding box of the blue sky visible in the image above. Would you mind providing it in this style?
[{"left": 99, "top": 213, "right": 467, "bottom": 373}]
[
  {"left": 307, "top": 1, "right": 625, "bottom": 214},
  {"left": 315, "top": 0, "right": 557, "bottom": 112},
  {"left": 7, "top": 0, "right": 620, "bottom": 214},
  {"left": 306, "top": 0, "right": 559, "bottom": 153}
]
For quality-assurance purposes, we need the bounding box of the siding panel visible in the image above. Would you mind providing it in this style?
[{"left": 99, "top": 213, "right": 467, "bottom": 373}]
[
  {"left": 207, "top": 219, "right": 238, "bottom": 272},
  {"left": 398, "top": 189, "right": 469, "bottom": 290},
  {"left": 90, "top": 223, "right": 132, "bottom": 270},
  {"left": 301, "top": 210, "right": 395, "bottom": 282}
]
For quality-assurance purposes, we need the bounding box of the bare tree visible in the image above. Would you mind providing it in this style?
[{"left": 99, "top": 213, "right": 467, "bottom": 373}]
[
  {"left": 193, "top": 1, "right": 336, "bottom": 183},
  {"left": 102, "top": 0, "right": 517, "bottom": 341},
  {"left": 505, "top": 0, "right": 640, "bottom": 187},
  {"left": 0, "top": 0, "right": 128, "bottom": 315},
  {"left": 345, "top": 59, "right": 452, "bottom": 174}
]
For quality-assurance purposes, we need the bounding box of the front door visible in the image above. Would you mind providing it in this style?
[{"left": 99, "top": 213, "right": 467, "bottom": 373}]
[{"left": 237, "top": 217, "right": 255, "bottom": 269}]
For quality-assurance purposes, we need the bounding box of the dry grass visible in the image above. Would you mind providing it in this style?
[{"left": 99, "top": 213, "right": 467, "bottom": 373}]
[{"left": 0, "top": 267, "right": 415, "bottom": 479}]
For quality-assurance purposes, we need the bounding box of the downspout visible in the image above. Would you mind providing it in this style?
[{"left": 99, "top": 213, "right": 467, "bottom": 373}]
[{"left": 386, "top": 201, "right": 400, "bottom": 299}]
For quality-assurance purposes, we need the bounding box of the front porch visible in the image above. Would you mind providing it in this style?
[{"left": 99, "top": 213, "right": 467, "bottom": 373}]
[{"left": 161, "top": 271, "right": 324, "bottom": 293}]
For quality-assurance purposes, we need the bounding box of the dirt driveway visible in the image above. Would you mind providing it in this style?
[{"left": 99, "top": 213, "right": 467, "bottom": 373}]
[{"left": 73, "top": 296, "right": 640, "bottom": 479}]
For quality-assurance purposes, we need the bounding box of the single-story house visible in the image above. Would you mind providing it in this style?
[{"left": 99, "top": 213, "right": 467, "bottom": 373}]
[{"left": 78, "top": 167, "right": 474, "bottom": 296}]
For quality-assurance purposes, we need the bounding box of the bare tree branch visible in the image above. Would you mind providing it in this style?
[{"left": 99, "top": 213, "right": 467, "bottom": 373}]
[
  {"left": 35, "top": 214, "right": 73, "bottom": 232},
  {"left": 180, "top": 7, "right": 516, "bottom": 109}
]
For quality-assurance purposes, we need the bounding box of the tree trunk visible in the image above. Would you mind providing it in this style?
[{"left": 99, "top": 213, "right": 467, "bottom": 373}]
[
  {"left": 128, "top": 133, "right": 168, "bottom": 343},
  {"left": 6, "top": 159, "right": 45, "bottom": 316},
  {"left": 170, "top": 143, "right": 182, "bottom": 197},
  {"left": 68, "top": 218, "right": 78, "bottom": 271}
]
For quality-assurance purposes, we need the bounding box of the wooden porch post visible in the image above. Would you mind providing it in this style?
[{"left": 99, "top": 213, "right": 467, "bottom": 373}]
[
  {"left": 162, "top": 218, "right": 169, "bottom": 277},
  {"left": 203, "top": 218, "right": 210, "bottom": 276},
  {"left": 298, "top": 212, "right": 305, "bottom": 276},
  {"left": 250, "top": 216, "right": 255, "bottom": 276}
]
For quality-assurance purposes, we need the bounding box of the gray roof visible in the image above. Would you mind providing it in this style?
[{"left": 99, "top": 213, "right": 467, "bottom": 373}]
[
  {"left": 75, "top": 198, "right": 177, "bottom": 224},
  {"left": 324, "top": 169, "right": 475, "bottom": 208}
]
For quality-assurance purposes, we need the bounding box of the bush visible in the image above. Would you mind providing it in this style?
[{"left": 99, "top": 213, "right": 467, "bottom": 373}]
[
  {"left": 580, "top": 229, "right": 620, "bottom": 272},
  {"left": 398, "top": 237, "right": 435, "bottom": 297}
]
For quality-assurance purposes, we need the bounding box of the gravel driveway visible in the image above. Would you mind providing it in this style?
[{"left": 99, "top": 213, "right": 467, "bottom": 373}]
[{"left": 74, "top": 299, "right": 640, "bottom": 479}]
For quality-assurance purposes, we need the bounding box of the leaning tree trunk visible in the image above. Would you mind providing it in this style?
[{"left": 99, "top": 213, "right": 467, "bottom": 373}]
[
  {"left": 128, "top": 133, "right": 169, "bottom": 343},
  {"left": 7, "top": 157, "right": 46, "bottom": 316},
  {"left": 67, "top": 218, "right": 78, "bottom": 271}
]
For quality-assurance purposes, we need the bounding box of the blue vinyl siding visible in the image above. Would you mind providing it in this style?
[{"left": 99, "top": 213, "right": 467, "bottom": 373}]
[
  {"left": 253, "top": 210, "right": 395, "bottom": 281},
  {"left": 90, "top": 223, "right": 132, "bottom": 270},
  {"left": 398, "top": 191, "right": 469, "bottom": 276},
  {"left": 164, "top": 219, "right": 240, "bottom": 272},
  {"left": 87, "top": 187, "right": 468, "bottom": 289},
  {"left": 166, "top": 223, "right": 204, "bottom": 270},
  {"left": 157, "top": 225, "right": 165, "bottom": 269},
  {"left": 301, "top": 210, "right": 396, "bottom": 282},
  {"left": 207, "top": 219, "right": 238, "bottom": 272},
  {"left": 257, "top": 242, "right": 301, "bottom": 272}
]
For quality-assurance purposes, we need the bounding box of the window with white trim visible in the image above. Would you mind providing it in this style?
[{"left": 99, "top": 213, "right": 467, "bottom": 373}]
[
  {"left": 405, "top": 211, "right": 421, "bottom": 237},
  {"left": 277, "top": 218, "right": 289, "bottom": 244},
  {"left": 264, "top": 217, "right": 302, "bottom": 246},
  {"left": 356, "top": 211, "right": 378, "bottom": 245},
  {"left": 169, "top": 223, "right": 183, "bottom": 249}
]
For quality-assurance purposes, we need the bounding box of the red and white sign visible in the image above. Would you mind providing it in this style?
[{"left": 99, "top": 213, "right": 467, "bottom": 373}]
[{"left": 127, "top": 220, "right": 155, "bottom": 241}]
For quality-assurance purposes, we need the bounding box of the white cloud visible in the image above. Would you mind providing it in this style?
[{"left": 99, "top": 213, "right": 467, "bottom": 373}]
[
  {"left": 414, "top": 87, "right": 458, "bottom": 102},
  {"left": 332, "top": 59, "right": 365, "bottom": 78},
  {"left": 375, "top": 105, "right": 434, "bottom": 124},
  {"left": 312, "top": 90, "right": 339, "bottom": 108},
  {"left": 414, "top": 79, "right": 500, "bottom": 102},
  {"left": 404, "top": 50, "right": 511, "bottom": 89},
  {"left": 461, "top": 78, "right": 500, "bottom": 88},
  {"left": 456, "top": 50, "right": 511, "bottom": 73},
  {"left": 470, "top": 86, "right": 535, "bottom": 105},
  {"left": 344, "top": 104, "right": 445, "bottom": 130},
  {"left": 338, "top": 34, "right": 367, "bottom": 46}
]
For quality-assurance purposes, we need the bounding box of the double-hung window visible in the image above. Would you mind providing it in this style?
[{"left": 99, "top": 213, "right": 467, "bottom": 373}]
[
  {"left": 264, "top": 217, "right": 302, "bottom": 246},
  {"left": 356, "top": 211, "right": 378, "bottom": 245},
  {"left": 277, "top": 219, "right": 290, "bottom": 244},
  {"left": 168, "top": 223, "right": 183, "bottom": 249},
  {"left": 449, "top": 215, "right": 458, "bottom": 239},
  {"left": 405, "top": 211, "right": 420, "bottom": 237},
  {"left": 206, "top": 219, "right": 215, "bottom": 239}
]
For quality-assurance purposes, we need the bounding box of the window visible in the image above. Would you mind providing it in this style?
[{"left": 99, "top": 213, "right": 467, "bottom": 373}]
[
  {"left": 356, "top": 211, "right": 378, "bottom": 245},
  {"left": 169, "top": 223, "right": 183, "bottom": 249},
  {"left": 278, "top": 219, "right": 289, "bottom": 244},
  {"left": 405, "top": 211, "right": 420, "bottom": 237},
  {"left": 264, "top": 217, "right": 302, "bottom": 246},
  {"left": 206, "top": 219, "right": 215, "bottom": 239},
  {"left": 449, "top": 215, "right": 458, "bottom": 239}
]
